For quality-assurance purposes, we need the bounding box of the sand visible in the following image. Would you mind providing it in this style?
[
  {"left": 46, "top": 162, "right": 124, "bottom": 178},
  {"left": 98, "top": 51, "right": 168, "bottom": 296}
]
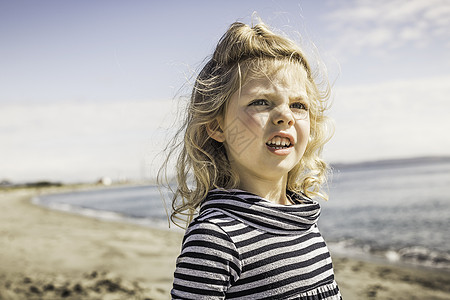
[{"left": 0, "top": 187, "right": 449, "bottom": 300}]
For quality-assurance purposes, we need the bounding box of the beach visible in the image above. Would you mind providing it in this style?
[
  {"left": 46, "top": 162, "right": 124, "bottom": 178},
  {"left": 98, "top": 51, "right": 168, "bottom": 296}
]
[{"left": 1, "top": 187, "right": 449, "bottom": 300}]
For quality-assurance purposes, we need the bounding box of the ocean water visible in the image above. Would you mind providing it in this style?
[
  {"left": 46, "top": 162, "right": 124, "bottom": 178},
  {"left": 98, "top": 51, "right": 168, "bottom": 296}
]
[
  {"left": 33, "top": 184, "right": 173, "bottom": 229},
  {"left": 321, "top": 157, "right": 450, "bottom": 270},
  {"left": 33, "top": 157, "right": 450, "bottom": 270}
]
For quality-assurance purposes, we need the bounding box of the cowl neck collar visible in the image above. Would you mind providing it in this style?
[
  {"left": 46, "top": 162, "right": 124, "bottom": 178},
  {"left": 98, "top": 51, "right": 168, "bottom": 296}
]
[{"left": 199, "top": 189, "right": 321, "bottom": 235}]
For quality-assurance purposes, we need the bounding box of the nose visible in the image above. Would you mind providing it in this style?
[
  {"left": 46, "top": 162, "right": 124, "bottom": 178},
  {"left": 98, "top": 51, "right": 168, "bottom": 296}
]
[{"left": 272, "top": 105, "right": 295, "bottom": 126}]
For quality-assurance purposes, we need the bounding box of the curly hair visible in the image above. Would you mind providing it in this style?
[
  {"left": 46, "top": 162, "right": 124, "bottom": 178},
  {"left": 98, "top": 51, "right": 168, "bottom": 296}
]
[{"left": 158, "top": 21, "right": 334, "bottom": 228}]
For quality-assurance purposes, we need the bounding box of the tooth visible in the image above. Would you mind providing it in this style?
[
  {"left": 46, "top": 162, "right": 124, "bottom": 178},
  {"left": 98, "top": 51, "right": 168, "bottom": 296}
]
[{"left": 267, "top": 136, "right": 293, "bottom": 147}]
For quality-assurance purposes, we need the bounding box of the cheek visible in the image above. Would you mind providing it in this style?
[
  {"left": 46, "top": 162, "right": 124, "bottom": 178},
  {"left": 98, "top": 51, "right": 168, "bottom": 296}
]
[
  {"left": 305, "top": 122, "right": 311, "bottom": 137},
  {"left": 297, "top": 120, "right": 311, "bottom": 141},
  {"left": 223, "top": 114, "right": 262, "bottom": 156},
  {"left": 245, "top": 111, "right": 270, "bottom": 129}
]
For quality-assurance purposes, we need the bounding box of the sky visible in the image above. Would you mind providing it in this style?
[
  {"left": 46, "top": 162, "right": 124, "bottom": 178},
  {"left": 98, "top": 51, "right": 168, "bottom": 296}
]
[{"left": 1, "top": 0, "right": 450, "bottom": 183}]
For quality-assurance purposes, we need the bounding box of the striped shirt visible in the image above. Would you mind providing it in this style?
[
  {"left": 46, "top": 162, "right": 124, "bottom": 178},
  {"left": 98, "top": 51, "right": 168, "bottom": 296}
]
[{"left": 171, "top": 189, "right": 342, "bottom": 300}]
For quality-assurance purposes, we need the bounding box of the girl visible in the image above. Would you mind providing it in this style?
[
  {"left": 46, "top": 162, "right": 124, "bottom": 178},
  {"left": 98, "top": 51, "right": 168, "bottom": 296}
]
[{"left": 161, "top": 20, "right": 341, "bottom": 299}]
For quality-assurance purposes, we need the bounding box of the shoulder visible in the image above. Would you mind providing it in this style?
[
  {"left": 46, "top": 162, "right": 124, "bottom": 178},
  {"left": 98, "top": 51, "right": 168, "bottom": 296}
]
[
  {"left": 181, "top": 212, "right": 243, "bottom": 259},
  {"left": 184, "top": 211, "right": 237, "bottom": 247},
  {"left": 179, "top": 214, "right": 242, "bottom": 275},
  {"left": 188, "top": 209, "right": 241, "bottom": 235}
]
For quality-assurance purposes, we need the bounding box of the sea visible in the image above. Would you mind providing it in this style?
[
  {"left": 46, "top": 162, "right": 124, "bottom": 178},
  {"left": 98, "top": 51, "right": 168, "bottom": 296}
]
[{"left": 32, "top": 156, "right": 450, "bottom": 271}]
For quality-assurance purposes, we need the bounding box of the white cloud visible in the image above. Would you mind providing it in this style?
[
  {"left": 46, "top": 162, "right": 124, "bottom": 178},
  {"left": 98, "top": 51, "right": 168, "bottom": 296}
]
[
  {"left": 324, "top": 75, "right": 450, "bottom": 163},
  {"left": 399, "top": 27, "right": 422, "bottom": 42},
  {"left": 0, "top": 100, "right": 181, "bottom": 182},
  {"left": 323, "top": 0, "right": 450, "bottom": 55},
  {"left": 2, "top": 76, "right": 450, "bottom": 182}
]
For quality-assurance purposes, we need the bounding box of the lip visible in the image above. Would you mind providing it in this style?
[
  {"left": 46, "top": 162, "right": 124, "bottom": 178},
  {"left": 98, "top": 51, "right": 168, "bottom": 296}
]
[
  {"left": 266, "top": 144, "right": 294, "bottom": 155},
  {"left": 265, "top": 132, "right": 295, "bottom": 156}
]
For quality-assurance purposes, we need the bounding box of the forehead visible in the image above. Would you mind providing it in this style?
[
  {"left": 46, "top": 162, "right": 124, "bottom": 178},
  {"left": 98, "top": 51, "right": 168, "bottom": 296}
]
[{"left": 240, "top": 61, "right": 309, "bottom": 97}]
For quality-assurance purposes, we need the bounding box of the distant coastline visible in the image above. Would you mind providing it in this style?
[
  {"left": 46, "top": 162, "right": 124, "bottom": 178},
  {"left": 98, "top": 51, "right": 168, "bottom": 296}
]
[{"left": 330, "top": 155, "right": 450, "bottom": 171}]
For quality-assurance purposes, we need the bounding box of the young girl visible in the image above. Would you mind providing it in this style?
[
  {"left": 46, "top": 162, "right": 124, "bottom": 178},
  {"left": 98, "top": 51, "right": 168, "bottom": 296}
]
[{"left": 162, "top": 20, "right": 341, "bottom": 299}]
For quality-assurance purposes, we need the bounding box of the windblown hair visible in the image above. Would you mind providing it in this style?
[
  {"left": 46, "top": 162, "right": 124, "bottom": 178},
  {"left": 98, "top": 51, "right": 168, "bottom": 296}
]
[{"left": 159, "top": 21, "right": 333, "bottom": 228}]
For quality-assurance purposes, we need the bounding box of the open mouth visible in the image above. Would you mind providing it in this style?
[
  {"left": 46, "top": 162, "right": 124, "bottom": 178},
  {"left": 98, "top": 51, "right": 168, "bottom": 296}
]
[{"left": 266, "top": 136, "right": 293, "bottom": 150}]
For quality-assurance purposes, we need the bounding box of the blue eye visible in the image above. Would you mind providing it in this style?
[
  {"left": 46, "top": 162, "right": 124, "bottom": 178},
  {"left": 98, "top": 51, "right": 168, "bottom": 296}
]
[
  {"left": 290, "top": 102, "right": 308, "bottom": 110},
  {"left": 249, "top": 99, "right": 269, "bottom": 106}
]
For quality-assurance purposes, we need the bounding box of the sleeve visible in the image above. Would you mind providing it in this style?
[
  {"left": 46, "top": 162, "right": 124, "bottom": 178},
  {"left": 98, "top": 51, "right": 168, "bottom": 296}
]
[{"left": 171, "top": 220, "right": 242, "bottom": 300}]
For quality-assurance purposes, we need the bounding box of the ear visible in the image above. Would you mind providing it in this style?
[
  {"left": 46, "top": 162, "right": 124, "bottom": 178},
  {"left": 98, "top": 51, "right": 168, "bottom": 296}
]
[{"left": 206, "top": 118, "right": 225, "bottom": 143}]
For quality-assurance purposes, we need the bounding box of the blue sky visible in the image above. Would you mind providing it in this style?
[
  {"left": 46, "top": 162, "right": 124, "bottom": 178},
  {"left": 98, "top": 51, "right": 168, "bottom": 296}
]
[{"left": 1, "top": 0, "right": 450, "bottom": 182}]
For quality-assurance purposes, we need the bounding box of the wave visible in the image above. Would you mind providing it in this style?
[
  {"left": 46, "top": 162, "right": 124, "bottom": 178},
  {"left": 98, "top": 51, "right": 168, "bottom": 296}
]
[{"left": 328, "top": 238, "right": 450, "bottom": 271}]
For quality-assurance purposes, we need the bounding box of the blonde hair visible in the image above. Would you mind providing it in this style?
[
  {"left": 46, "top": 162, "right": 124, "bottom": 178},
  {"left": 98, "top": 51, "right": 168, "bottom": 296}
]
[{"left": 159, "top": 21, "right": 333, "bottom": 228}]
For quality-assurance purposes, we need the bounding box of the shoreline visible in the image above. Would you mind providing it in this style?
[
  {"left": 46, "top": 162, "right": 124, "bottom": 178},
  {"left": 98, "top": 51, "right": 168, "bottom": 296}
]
[
  {"left": 30, "top": 185, "right": 179, "bottom": 233},
  {"left": 328, "top": 242, "right": 450, "bottom": 275},
  {"left": 1, "top": 187, "right": 450, "bottom": 299},
  {"left": 32, "top": 184, "right": 450, "bottom": 272}
]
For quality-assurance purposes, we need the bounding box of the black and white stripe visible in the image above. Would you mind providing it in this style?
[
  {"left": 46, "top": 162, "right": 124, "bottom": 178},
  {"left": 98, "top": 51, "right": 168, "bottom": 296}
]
[{"left": 172, "top": 189, "right": 341, "bottom": 300}]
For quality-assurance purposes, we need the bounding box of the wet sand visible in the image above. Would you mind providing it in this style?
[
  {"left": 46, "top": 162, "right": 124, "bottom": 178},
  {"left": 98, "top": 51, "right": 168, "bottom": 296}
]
[{"left": 0, "top": 187, "right": 449, "bottom": 299}]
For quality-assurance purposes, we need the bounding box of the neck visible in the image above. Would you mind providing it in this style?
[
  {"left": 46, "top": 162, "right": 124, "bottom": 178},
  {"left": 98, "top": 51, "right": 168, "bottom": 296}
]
[{"left": 237, "top": 175, "right": 291, "bottom": 205}]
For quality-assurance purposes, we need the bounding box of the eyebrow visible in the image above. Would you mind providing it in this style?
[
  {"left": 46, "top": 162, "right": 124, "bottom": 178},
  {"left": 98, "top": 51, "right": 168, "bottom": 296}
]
[{"left": 255, "top": 92, "right": 309, "bottom": 102}]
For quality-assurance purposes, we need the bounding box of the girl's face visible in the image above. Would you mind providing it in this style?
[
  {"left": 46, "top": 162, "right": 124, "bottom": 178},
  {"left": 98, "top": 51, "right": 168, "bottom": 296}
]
[{"left": 212, "top": 64, "right": 311, "bottom": 184}]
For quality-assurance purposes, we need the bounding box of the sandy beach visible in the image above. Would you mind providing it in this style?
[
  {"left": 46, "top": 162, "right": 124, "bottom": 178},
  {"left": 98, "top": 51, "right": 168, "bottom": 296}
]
[{"left": 1, "top": 187, "right": 449, "bottom": 300}]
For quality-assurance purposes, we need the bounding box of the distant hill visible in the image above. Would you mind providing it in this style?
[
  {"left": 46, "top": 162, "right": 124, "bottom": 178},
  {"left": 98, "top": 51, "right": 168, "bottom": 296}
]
[{"left": 330, "top": 156, "right": 450, "bottom": 171}]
